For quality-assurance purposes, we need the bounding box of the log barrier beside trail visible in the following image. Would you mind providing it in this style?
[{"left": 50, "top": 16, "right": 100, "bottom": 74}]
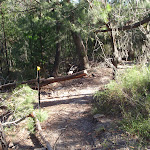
[
  {"left": 0, "top": 70, "right": 88, "bottom": 91},
  {"left": 0, "top": 70, "right": 88, "bottom": 149}
]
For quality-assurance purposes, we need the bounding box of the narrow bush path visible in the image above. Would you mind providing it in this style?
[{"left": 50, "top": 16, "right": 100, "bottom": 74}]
[
  {"left": 39, "top": 67, "right": 113, "bottom": 149},
  {"left": 6, "top": 64, "right": 146, "bottom": 149}
]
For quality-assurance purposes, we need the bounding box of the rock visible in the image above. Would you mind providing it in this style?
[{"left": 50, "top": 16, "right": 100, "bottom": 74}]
[
  {"left": 100, "top": 118, "right": 112, "bottom": 123},
  {"left": 34, "top": 148, "right": 46, "bottom": 150},
  {"left": 0, "top": 109, "right": 3, "bottom": 114},
  {"left": 93, "top": 114, "right": 105, "bottom": 123},
  {"left": 9, "top": 142, "right": 14, "bottom": 148},
  {"left": 94, "top": 114, "right": 105, "bottom": 119}
]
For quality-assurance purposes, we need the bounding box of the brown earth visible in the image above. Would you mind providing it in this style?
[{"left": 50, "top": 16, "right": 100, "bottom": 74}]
[{"left": 5, "top": 64, "right": 148, "bottom": 150}]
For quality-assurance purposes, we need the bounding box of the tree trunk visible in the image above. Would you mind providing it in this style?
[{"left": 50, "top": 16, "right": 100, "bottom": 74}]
[
  {"left": 39, "top": 10, "right": 43, "bottom": 63},
  {"left": 51, "top": 42, "right": 61, "bottom": 77},
  {"left": 1, "top": 10, "right": 9, "bottom": 74},
  {"left": 51, "top": 22, "right": 61, "bottom": 77},
  {"left": 95, "top": 16, "right": 150, "bottom": 33},
  {"left": 110, "top": 26, "right": 120, "bottom": 79},
  {"left": 0, "top": 70, "right": 88, "bottom": 90},
  {"left": 110, "top": 31, "right": 119, "bottom": 68},
  {"left": 107, "top": 22, "right": 120, "bottom": 69},
  {"left": 71, "top": 32, "right": 89, "bottom": 70}
]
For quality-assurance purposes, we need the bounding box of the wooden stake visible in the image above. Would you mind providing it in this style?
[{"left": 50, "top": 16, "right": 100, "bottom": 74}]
[{"left": 37, "top": 66, "right": 41, "bottom": 109}]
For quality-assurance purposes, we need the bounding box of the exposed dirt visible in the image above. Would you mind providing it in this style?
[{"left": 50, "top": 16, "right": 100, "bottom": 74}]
[
  {"left": 38, "top": 66, "right": 113, "bottom": 150},
  {"left": 4, "top": 64, "right": 149, "bottom": 150}
]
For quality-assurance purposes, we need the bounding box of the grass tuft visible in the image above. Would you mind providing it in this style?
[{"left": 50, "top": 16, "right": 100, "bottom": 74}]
[
  {"left": 35, "top": 110, "right": 48, "bottom": 122},
  {"left": 93, "top": 65, "right": 150, "bottom": 141}
]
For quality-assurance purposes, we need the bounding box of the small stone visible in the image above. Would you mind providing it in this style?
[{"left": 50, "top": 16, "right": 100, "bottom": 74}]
[
  {"left": 93, "top": 114, "right": 105, "bottom": 119},
  {"left": 93, "top": 114, "right": 105, "bottom": 123},
  {"left": 34, "top": 148, "right": 46, "bottom": 150},
  {"left": 100, "top": 118, "right": 112, "bottom": 123},
  {"left": 9, "top": 142, "right": 14, "bottom": 148}
]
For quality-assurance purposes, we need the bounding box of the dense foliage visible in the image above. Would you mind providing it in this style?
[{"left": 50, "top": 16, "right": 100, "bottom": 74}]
[
  {"left": 0, "top": 0, "right": 149, "bottom": 83},
  {"left": 0, "top": 0, "right": 150, "bottom": 146},
  {"left": 2, "top": 85, "right": 37, "bottom": 118},
  {"left": 94, "top": 66, "right": 150, "bottom": 141}
]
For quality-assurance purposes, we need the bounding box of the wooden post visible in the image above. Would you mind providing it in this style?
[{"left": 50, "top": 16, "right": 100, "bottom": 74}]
[{"left": 37, "top": 66, "right": 41, "bottom": 109}]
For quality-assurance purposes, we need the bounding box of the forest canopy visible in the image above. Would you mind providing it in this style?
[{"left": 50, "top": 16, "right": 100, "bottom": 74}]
[{"left": 0, "top": 0, "right": 150, "bottom": 84}]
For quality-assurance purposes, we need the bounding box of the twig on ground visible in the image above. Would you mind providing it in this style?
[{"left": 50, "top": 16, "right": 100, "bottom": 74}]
[{"left": 2, "top": 116, "right": 27, "bottom": 127}]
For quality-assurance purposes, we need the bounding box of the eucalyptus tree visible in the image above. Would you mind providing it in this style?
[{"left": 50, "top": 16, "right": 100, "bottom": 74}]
[
  {"left": 69, "top": 0, "right": 90, "bottom": 70},
  {"left": 89, "top": 0, "right": 150, "bottom": 68},
  {"left": 0, "top": 1, "right": 9, "bottom": 77},
  {"left": 1, "top": 0, "right": 149, "bottom": 82}
]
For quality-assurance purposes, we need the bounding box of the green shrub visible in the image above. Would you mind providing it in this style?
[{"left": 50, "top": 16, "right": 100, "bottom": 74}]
[
  {"left": 6, "top": 85, "right": 37, "bottom": 119},
  {"left": 35, "top": 110, "right": 48, "bottom": 122},
  {"left": 93, "top": 65, "right": 150, "bottom": 140},
  {"left": 27, "top": 110, "right": 48, "bottom": 133},
  {"left": 121, "top": 116, "right": 150, "bottom": 140},
  {"left": 27, "top": 117, "right": 35, "bottom": 134}
]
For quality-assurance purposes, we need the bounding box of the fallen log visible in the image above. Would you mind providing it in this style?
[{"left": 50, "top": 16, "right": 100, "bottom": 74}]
[
  {"left": 30, "top": 112, "right": 52, "bottom": 150},
  {"left": 0, "top": 70, "right": 88, "bottom": 90},
  {"left": 95, "top": 16, "right": 150, "bottom": 33},
  {"left": 39, "top": 70, "right": 87, "bottom": 87}
]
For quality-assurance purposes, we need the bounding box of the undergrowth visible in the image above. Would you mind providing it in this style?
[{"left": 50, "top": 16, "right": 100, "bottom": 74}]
[
  {"left": 94, "top": 65, "right": 150, "bottom": 142},
  {"left": 6, "top": 85, "right": 37, "bottom": 118},
  {"left": 35, "top": 109, "right": 48, "bottom": 122},
  {"left": 2, "top": 85, "right": 48, "bottom": 133},
  {"left": 27, "top": 110, "right": 48, "bottom": 133}
]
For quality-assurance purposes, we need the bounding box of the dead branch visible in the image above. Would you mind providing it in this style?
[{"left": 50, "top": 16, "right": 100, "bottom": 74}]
[
  {"left": 0, "top": 70, "right": 88, "bottom": 90},
  {"left": 30, "top": 112, "right": 52, "bottom": 150},
  {"left": 0, "top": 82, "right": 17, "bottom": 90},
  {"left": 95, "top": 16, "right": 150, "bottom": 33},
  {"left": 2, "top": 116, "right": 27, "bottom": 127},
  {"left": 39, "top": 70, "right": 87, "bottom": 87}
]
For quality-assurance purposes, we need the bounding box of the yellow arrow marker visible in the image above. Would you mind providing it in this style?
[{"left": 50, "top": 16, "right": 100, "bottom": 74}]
[{"left": 37, "top": 66, "right": 40, "bottom": 71}]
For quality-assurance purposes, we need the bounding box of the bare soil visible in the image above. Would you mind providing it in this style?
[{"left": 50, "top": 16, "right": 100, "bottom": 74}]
[{"left": 5, "top": 64, "right": 149, "bottom": 150}]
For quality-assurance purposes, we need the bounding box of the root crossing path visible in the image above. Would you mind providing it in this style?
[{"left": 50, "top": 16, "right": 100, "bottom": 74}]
[{"left": 39, "top": 67, "right": 112, "bottom": 150}]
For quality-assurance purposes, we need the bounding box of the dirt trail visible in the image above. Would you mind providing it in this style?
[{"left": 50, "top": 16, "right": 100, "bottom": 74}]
[
  {"left": 38, "top": 67, "right": 113, "bottom": 150},
  {"left": 6, "top": 65, "right": 143, "bottom": 149}
]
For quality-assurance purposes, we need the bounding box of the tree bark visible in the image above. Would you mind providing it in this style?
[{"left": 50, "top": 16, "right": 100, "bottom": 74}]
[
  {"left": 71, "top": 32, "right": 89, "bottom": 70},
  {"left": 95, "top": 16, "right": 150, "bottom": 33},
  {"left": 0, "top": 70, "right": 88, "bottom": 90},
  {"left": 39, "top": 70, "right": 87, "bottom": 87},
  {"left": 110, "top": 29, "right": 119, "bottom": 68},
  {"left": 1, "top": 10, "right": 9, "bottom": 74},
  {"left": 51, "top": 22, "right": 61, "bottom": 77},
  {"left": 1, "top": 6, "right": 9, "bottom": 75}
]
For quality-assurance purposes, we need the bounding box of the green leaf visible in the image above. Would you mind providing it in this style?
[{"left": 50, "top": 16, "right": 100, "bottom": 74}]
[
  {"left": 106, "top": 3, "right": 111, "bottom": 12},
  {"left": 102, "top": 12, "right": 108, "bottom": 23},
  {"left": 27, "top": 35, "right": 32, "bottom": 39}
]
